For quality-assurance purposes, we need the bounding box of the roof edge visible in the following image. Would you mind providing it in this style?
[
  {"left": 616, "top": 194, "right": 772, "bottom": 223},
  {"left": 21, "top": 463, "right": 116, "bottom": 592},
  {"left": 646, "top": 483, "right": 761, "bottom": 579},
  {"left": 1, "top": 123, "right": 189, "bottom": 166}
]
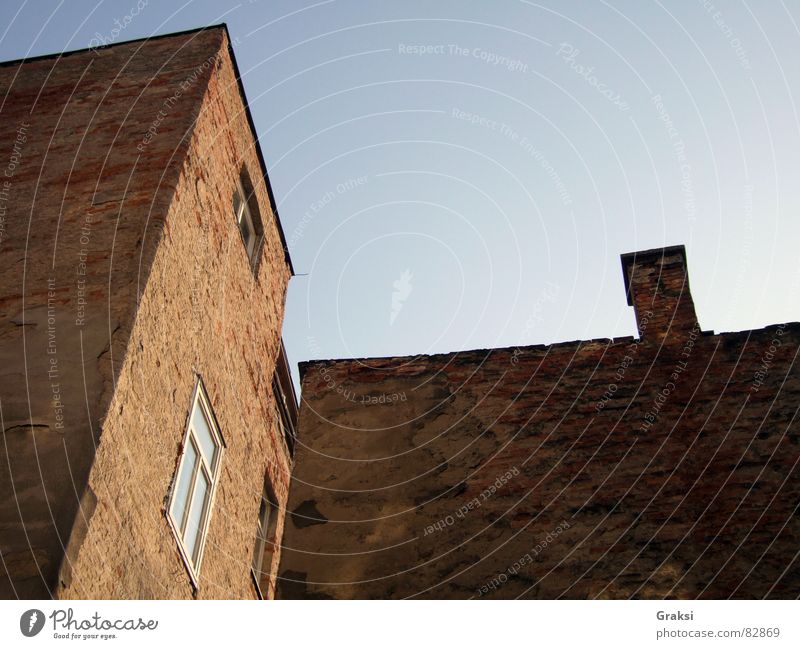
[
  {"left": 298, "top": 320, "right": 800, "bottom": 380},
  {"left": 222, "top": 27, "right": 294, "bottom": 274},
  {"left": 0, "top": 23, "right": 228, "bottom": 68}
]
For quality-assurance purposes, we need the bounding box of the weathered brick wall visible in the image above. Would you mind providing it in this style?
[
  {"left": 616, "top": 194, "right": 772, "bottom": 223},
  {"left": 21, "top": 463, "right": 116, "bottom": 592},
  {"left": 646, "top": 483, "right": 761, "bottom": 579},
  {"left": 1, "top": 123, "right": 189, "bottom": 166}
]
[
  {"left": 279, "top": 247, "right": 800, "bottom": 599},
  {"left": 0, "top": 27, "right": 293, "bottom": 599},
  {"left": 0, "top": 28, "right": 225, "bottom": 598},
  {"left": 56, "top": 30, "right": 293, "bottom": 600}
]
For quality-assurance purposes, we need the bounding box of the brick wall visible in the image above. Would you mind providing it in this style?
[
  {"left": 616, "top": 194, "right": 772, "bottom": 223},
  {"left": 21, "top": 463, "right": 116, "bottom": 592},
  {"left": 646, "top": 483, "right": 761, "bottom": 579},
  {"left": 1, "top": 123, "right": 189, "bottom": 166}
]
[
  {"left": 0, "top": 27, "right": 293, "bottom": 598},
  {"left": 56, "top": 29, "right": 293, "bottom": 600},
  {"left": 279, "top": 246, "right": 800, "bottom": 599}
]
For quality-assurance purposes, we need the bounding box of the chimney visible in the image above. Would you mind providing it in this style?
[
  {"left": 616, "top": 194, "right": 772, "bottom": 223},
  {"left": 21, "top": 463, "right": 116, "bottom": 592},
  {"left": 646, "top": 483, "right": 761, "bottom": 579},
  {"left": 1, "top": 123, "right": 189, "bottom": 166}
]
[{"left": 620, "top": 245, "right": 698, "bottom": 342}]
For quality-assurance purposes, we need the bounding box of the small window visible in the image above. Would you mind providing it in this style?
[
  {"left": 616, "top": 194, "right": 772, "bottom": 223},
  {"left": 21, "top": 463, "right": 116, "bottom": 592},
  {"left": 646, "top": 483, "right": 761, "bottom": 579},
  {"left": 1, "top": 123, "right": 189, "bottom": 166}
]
[
  {"left": 251, "top": 481, "right": 279, "bottom": 599},
  {"left": 232, "top": 170, "right": 264, "bottom": 270},
  {"left": 273, "top": 376, "right": 297, "bottom": 456},
  {"left": 167, "top": 380, "right": 224, "bottom": 582},
  {"left": 233, "top": 184, "right": 257, "bottom": 259}
]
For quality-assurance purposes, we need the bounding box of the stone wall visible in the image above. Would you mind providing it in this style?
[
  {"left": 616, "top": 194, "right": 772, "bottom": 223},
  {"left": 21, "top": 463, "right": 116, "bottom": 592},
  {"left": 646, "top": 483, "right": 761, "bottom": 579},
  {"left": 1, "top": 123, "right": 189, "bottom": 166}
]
[{"left": 279, "top": 246, "right": 800, "bottom": 599}]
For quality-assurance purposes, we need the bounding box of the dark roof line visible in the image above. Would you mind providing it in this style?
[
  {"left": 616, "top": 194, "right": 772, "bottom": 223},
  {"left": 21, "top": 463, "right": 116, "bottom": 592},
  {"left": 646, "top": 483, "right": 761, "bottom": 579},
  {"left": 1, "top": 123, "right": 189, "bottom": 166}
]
[
  {"left": 221, "top": 26, "right": 294, "bottom": 273},
  {"left": 0, "top": 24, "right": 226, "bottom": 68}
]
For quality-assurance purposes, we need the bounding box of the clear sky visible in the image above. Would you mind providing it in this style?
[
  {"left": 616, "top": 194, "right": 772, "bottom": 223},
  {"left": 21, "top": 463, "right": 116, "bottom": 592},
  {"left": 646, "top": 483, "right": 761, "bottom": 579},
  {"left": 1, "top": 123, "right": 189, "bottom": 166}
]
[{"left": 3, "top": 0, "right": 799, "bottom": 391}]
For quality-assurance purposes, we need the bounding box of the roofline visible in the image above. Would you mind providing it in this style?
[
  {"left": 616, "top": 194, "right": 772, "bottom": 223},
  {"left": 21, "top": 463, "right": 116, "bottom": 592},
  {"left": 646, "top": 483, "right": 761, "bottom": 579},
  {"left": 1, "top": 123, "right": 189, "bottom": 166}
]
[
  {"left": 0, "top": 23, "right": 295, "bottom": 274},
  {"left": 297, "top": 321, "right": 799, "bottom": 381},
  {"left": 0, "top": 24, "right": 227, "bottom": 68},
  {"left": 297, "top": 337, "right": 636, "bottom": 381},
  {"left": 221, "top": 26, "right": 294, "bottom": 274}
]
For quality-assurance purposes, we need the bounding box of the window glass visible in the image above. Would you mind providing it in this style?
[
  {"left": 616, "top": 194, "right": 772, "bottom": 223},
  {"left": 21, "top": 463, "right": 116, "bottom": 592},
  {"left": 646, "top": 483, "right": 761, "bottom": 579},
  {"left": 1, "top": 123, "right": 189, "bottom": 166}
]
[
  {"left": 171, "top": 440, "right": 197, "bottom": 531},
  {"left": 253, "top": 497, "right": 269, "bottom": 576},
  {"left": 233, "top": 190, "right": 243, "bottom": 221},
  {"left": 192, "top": 403, "right": 217, "bottom": 468},
  {"left": 259, "top": 497, "right": 270, "bottom": 535},
  {"left": 185, "top": 470, "right": 210, "bottom": 562},
  {"left": 240, "top": 216, "right": 252, "bottom": 251}
]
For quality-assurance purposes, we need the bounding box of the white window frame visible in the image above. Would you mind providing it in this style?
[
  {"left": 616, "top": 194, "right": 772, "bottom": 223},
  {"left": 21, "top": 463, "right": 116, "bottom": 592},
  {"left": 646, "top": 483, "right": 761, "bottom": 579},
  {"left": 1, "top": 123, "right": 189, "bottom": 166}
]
[
  {"left": 166, "top": 380, "right": 225, "bottom": 585},
  {"left": 233, "top": 181, "right": 258, "bottom": 261}
]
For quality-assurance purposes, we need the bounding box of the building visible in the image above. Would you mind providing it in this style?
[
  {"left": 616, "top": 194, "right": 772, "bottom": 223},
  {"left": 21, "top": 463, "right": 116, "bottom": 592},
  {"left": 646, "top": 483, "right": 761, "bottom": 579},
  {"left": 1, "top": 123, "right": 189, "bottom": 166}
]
[
  {"left": 0, "top": 26, "right": 297, "bottom": 599},
  {"left": 2, "top": 25, "right": 797, "bottom": 603},
  {"left": 279, "top": 246, "right": 800, "bottom": 599}
]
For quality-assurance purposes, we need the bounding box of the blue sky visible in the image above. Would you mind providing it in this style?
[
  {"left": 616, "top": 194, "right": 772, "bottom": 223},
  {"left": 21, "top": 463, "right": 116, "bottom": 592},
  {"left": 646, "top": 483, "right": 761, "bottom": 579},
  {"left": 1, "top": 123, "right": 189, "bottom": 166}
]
[{"left": 3, "top": 1, "right": 800, "bottom": 390}]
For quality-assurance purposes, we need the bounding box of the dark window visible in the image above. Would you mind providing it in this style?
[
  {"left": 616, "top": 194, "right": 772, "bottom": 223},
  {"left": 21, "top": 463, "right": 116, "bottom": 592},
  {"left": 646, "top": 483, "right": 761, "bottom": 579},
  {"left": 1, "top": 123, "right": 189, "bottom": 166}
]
[
  {"left": 272, "top": 341, "right": 298, "bottom": 456},
  {"left": 273, "top": 377, "right": 296, "bottom": 456},
  {"left": 251, "top": 481, "right": 279, "bottom": 598}
]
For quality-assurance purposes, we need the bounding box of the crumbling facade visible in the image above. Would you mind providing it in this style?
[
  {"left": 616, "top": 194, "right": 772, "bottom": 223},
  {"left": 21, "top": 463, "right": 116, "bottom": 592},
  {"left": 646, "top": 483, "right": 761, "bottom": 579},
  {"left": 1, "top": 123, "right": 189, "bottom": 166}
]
[
  {"left": 280, "top": 246, "right": 800, "bottom": 599},
  {"left": 0, "top": 26, "right": 297, "bottom": 599}
]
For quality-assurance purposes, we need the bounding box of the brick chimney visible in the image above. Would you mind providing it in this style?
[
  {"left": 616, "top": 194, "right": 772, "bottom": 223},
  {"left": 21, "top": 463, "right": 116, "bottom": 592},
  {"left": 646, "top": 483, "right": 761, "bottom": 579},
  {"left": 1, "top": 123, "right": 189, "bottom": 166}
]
[{"left": 620, "top": 245, "right": 698, "bottom": 342}]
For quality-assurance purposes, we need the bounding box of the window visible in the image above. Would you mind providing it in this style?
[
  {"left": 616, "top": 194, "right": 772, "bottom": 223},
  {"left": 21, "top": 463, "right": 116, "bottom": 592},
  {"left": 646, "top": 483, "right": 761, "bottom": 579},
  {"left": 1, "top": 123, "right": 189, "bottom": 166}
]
[
  {"left": 273, "top": 376, "right": 297, "bottom": 456},
  {"left": 167, "top": 380, "right": 224, "bottom": 582},
  {"left": 272, "top": 341, "right": 299, "bottom": 456},
  {"left": 251, "top": 481, "right": 279, "bottom": 599},
  {"left": 232, "top": 170, "right": 264, "bottom": 269},
  {"left": 233, "top": 184, "right": 257, "bottom": 260}
]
